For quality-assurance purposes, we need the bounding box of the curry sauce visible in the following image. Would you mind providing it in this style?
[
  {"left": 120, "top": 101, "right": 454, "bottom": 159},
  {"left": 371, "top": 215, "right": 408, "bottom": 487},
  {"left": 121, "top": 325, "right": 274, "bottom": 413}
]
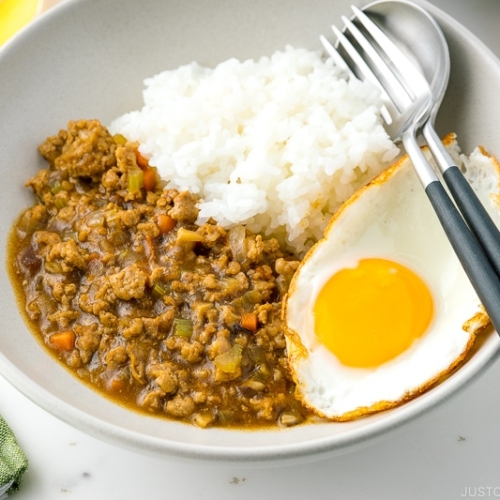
[{"left": 8, "top": 119, "right": 311, "bottom": 428}]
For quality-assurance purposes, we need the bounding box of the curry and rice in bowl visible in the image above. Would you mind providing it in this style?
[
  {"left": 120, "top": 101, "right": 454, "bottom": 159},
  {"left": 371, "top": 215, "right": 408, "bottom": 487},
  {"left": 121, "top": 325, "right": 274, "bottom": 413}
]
[{"left": 6, "top": 46, "right": 500, "bottom": 434}]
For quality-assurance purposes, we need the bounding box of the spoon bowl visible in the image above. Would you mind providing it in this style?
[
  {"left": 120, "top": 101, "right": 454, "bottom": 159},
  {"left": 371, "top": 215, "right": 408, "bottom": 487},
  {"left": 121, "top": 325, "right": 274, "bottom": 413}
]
[{"left": 363, "top": 0, "right": 450, "bottom": 124}]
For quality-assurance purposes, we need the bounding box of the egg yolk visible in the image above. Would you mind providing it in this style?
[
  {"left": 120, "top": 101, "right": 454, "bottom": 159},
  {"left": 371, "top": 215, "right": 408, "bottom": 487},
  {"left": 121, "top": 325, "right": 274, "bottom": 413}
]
[{"left": 314, "top": 258, "right": 434, "bottom": 368}]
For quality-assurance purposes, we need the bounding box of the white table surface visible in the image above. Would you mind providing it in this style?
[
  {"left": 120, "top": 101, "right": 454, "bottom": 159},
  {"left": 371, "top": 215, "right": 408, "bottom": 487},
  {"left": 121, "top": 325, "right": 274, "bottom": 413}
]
[{"left": 3, "top": 1, "right": 500, "bottom": 499}]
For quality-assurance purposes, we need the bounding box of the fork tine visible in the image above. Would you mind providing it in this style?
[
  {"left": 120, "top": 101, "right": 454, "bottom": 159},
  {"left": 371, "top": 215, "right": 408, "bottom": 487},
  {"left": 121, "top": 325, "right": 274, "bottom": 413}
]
[
  {"left": 332, "top": 24, "right": 383, "bottom": 93},
  {"left": 320, "top": 34, "right": 395, "bottom": 126},
  {"left": 350, "top": 6, "right": 429, "bottom": 94},
  {"left": 340, "top": 15, "right": 412, "bottom": 112},
  {"left": 332, "top": 23, "right": 407, "bottom": 124},
  {"left": 319, "top": 34, "right": 353, "bottom": 76}
]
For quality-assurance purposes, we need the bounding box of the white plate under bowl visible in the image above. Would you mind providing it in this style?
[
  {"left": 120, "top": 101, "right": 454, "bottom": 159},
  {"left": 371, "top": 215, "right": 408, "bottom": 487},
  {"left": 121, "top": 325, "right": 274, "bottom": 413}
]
[{"left": 0, "top": 0, "right": 499, "bottom": 466}]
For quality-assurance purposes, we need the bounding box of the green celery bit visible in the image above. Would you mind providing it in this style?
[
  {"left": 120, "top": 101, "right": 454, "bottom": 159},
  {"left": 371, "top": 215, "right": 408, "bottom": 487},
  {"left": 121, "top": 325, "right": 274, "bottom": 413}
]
[
  {"left": 247, "top": 344, "right": 267, "bottom": 364},
  {"left": 176, "top": 227, "right": 205, "bottom": 243},
  {"left": 173, "top": 318, "right": 193, "bottom": 338},
  {"left": 62, "top": 230, "right": 78, "bottom": 241},
  {"left": 128, "top": 169, "right": 144, "bottom": 193},
  {"left": 44, "top": 261, "right": 63, "bottom": 274},
  {"left": 152, "top": 283, "right": 167, "bottom": 299},
  {"left": 87, "top": 211, "right": 105, "bottom": 228},
  {"left": 50, "top": 180, "right": 62, "bottom": 195},
  {"left": 242, "top": 290, "right": 261, "bottom": 307},
  {"left": 113, "top": 133, "right": 127, "bottom": 145},
  {"left": 34, "top": 276, "right": 43, "bottom": 291},
  {"left": 108, "top": 229, "right": 128, "bottom": 245},
  {"left": 105, "top": 209, "right": 120, "bottom": 229},
  {"left": 54, "top": 197, "right": 66, "bottom": 210},
  {"left": 213, "top": 344, "right": 244, "bottom": 374}
]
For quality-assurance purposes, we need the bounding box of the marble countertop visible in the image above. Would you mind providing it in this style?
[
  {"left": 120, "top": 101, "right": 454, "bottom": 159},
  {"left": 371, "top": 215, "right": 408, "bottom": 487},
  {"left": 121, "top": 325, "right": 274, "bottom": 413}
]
[{"left": 3, "top": 1, "right": 500, "bottom": 499}]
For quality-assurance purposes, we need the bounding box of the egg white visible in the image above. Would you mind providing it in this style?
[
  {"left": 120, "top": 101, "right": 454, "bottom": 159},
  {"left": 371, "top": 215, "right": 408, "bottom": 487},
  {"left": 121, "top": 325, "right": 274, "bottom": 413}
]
[{"left": 284, "top": 135, "right": 500, "bottom": 420}]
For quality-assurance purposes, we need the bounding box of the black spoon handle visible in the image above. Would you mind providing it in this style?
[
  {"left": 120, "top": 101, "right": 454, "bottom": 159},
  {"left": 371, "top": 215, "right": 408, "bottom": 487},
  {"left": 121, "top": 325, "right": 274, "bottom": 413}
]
[
  {"left": 442, "top": 165, "right": 500, "bottom": 277},
  {"left": 422, "top": 122, "right": 500, "bottom": 278},
  {"left": 425, "top": 179, "right": 500, "bottom": 332},
  {"left": 404, "top": 131, "right": 500, "bottom": 333}
]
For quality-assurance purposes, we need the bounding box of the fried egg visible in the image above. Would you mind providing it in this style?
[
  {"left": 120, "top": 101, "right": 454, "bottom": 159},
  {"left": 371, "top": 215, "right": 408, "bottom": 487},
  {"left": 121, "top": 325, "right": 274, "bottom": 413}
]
[{"left": 284, "top": 135, "right": 500, "bottom": 421}]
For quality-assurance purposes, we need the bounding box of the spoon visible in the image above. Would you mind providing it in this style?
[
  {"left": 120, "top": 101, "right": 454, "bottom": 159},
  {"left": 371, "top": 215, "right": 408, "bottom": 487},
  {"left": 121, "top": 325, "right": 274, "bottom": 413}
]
[{"left": 362, "top": 0, "right": 500, "bottom": 277}]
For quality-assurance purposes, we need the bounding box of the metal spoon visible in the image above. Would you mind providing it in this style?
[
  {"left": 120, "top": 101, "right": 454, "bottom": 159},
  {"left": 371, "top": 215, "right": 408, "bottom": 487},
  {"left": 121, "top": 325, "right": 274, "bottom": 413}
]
[{"left": 362, "top": 0, "right": 500, "bottom": 277}]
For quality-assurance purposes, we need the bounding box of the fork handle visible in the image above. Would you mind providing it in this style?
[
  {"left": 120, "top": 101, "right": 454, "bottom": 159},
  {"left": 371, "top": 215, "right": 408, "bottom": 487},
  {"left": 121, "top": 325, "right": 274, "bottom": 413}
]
[
  {"left": 442, "top": 166, "right": 500, "bottom": 277},
  {"left": 426, "top": 180, "right": 500, "bottom": 332}
]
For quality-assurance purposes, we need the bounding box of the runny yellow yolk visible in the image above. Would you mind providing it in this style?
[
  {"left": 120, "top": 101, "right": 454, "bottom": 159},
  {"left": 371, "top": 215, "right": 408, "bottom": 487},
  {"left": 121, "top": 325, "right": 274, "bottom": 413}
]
[{"left": 314, "top": 258, "right": 434, "bottom": 368}]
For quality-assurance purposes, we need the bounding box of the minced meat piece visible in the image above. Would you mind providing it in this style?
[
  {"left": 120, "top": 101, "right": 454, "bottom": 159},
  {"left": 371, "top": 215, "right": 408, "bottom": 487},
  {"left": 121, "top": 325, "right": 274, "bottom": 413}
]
[
  {"left": 108, "top": 264, "right": 148, "bottom": 300},
  {"left": 166, "top": 394, "right": 196, "bottom": 418},
  {"left": 48, "top": 239, "right": 88, "bottom": 272},
  {"left": 39, "top": 119, "right": 117, "bottom": 180},
  {"left": 168, "top": 191, "right": 199, "bottom": 223}
]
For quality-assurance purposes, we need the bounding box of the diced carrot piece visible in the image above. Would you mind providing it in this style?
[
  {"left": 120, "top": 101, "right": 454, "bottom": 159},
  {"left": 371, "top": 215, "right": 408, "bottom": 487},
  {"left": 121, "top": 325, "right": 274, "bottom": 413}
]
[
  {"left": 49, "top": 330, "right": 76, "bottom": 351},
  {"left": 144, "top": 234, "right": 156, "bottom": 262},
  {"left": 143, "top": 167, "right": 156, "bottom": 191},
  {"left": 134, "top": 147, "right": 156, "bottom": 190},
  {"left": 241, "top": 312, "right": 258, "bottom": 332},
  {"left": 87, "top": 252, "right": 100, "bottom": 261},
  {"left": 135, "top": 148, "right": 149, "bottom": 169},
  {"left": 157, "top": 214, "right": 176, "bottom": 234},
  {"left": 108, "top": 377, "right": 125, "bottom": 392}
]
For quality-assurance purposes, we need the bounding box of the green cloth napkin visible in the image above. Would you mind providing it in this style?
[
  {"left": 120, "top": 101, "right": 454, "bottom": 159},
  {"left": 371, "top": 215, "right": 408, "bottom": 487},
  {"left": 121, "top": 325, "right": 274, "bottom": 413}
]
[{"left": 0, "top": 416, "right": 28, "bottom": 499}]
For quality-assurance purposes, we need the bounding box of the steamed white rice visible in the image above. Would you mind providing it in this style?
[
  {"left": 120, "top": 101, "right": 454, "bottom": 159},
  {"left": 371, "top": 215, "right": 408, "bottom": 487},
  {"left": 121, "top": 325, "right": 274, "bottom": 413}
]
[{"left": 110, "top": 46, "right": 399, "bottom": 254}]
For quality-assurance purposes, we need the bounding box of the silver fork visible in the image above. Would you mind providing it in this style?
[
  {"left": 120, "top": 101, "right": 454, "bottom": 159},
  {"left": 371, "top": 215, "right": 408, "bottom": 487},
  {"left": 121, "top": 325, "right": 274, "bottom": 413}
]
[
  {"left": 327, "top": 4, "right": 500, "bottom": 279},
  {"left": 321, "top": 5, "right": 500, "bottom": 332}
]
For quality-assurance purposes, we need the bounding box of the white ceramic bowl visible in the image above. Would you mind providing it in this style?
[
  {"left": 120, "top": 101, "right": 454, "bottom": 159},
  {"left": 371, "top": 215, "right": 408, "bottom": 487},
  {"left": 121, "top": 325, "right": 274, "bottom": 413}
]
[{"left": 1, "top": 0, "right": 499, "bottom": 466}]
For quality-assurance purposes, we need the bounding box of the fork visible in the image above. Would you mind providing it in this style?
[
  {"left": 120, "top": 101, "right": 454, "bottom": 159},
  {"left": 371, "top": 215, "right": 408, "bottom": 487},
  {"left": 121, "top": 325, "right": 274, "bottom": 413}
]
[
  {"left": 343, "top": 5, "right": 500, "bottom": 281},
  {"left": 320, "top": 5, "right": 500, "bottom": 332}
]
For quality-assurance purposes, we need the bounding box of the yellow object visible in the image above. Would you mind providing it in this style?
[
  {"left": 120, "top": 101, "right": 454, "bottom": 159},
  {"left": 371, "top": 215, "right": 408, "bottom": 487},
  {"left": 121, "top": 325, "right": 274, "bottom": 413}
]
[
  {"left": 0, "top": 0, "right": 40, "bottom": 46},
  {"left": 314, "top": 258, "right": 434, "bottom": 368}
]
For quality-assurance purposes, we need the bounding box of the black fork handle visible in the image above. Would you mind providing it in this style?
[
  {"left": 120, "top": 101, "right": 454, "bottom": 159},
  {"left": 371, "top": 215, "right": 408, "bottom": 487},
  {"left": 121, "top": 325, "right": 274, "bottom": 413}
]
[{"left": 426, "top": 180, "right": 500, "bottom": 333}]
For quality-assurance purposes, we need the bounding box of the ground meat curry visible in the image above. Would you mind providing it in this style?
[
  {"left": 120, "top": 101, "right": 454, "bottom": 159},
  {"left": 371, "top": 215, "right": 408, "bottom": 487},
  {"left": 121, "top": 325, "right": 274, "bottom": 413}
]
[{"left": 8, "top": 119, "right": 312, "bottom": 428}]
